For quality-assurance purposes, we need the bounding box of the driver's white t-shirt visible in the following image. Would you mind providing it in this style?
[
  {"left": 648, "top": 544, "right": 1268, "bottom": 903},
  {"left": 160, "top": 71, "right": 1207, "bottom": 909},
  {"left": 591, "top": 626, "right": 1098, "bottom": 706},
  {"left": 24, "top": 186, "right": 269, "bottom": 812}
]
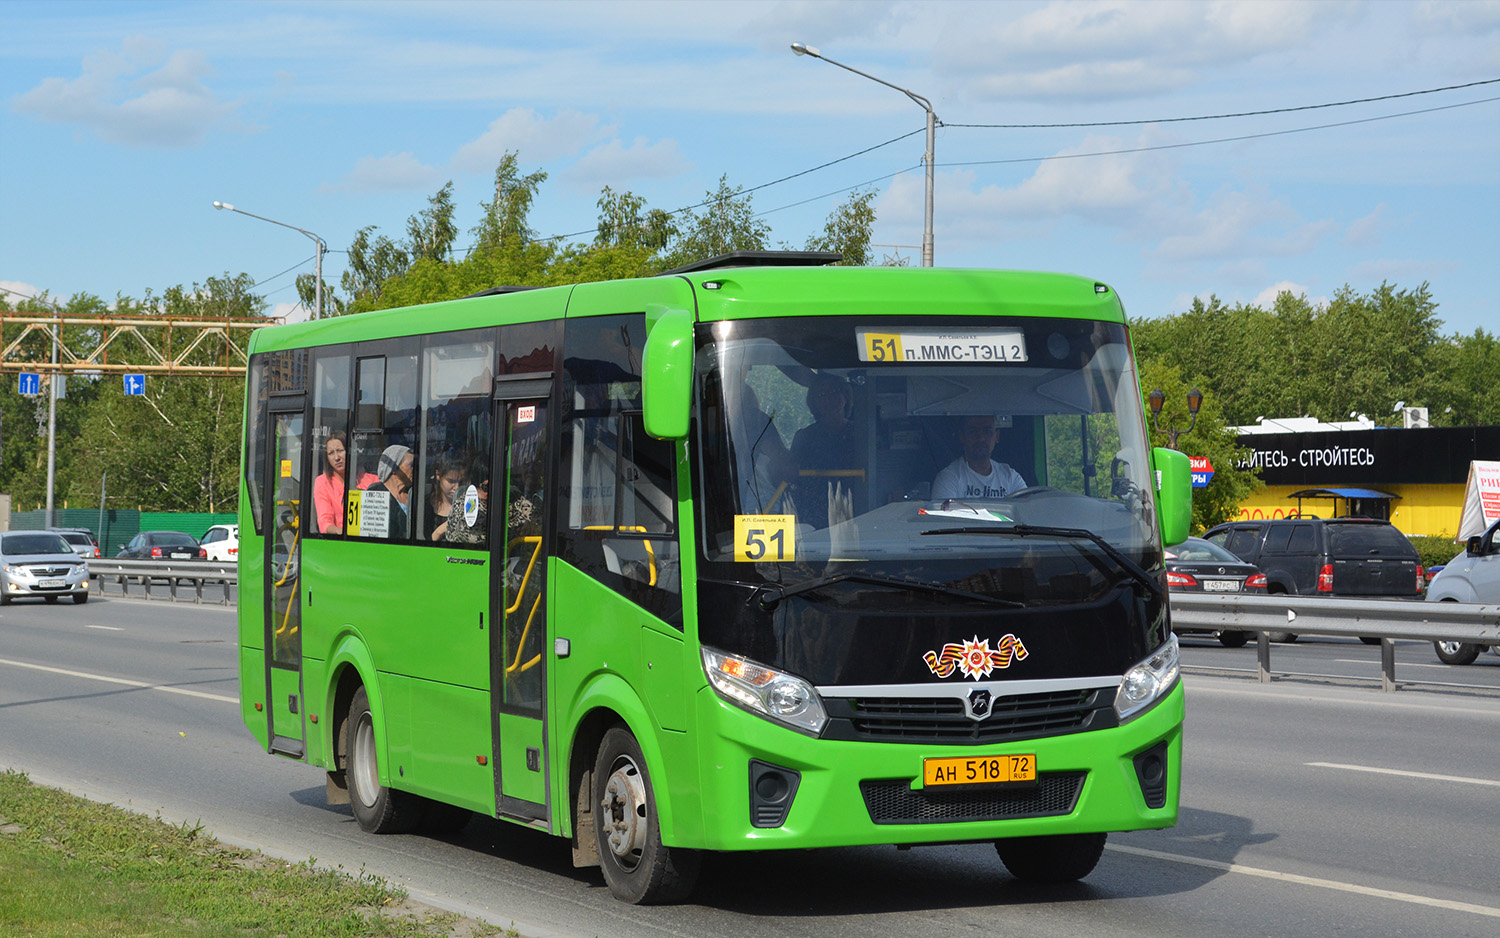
[{"left": 932, "top": 458, "right": 1027, "bottom": 500}]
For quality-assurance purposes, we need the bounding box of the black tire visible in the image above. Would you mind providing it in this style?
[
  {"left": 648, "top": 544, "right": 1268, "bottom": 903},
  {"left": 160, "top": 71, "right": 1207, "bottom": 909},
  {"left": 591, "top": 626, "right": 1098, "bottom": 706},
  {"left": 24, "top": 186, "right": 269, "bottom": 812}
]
[
  {"left": 996, "top": 832, "right": 1108, "bottom": 882},
  {"left": 1266, "top": 631, "right": 1298, "bottom": 644},
  {"left": 0, "top": 591, "right": 11, "bottom": 606},
  {"left": 1434, "top": 641, "right": 1481, "bottom": 666},
  {"left": 44, "top": 595, "right": 59, "bottom": 604},
  {"left": 592, "top": 726, "right": 700, "bottom": 904},
  {"left": 73, "top": 593, "right": 89, "bottom": 605},
  {"left": 346, "top": 685, "right": 426, "bottom": 834},
  {"left": 1217, "top": 630, "right": 1250, "bottom": 648},
  {"left": 1359, "top": 636, "right": 1381, "bottom": 646}
]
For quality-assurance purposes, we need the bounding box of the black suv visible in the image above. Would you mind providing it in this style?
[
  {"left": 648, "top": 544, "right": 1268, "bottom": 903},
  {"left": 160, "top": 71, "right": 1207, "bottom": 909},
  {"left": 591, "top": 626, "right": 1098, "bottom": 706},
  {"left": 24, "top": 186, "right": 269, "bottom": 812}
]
[{"left": 1202, "top": 518, "right": 1424, "bottom": 642}]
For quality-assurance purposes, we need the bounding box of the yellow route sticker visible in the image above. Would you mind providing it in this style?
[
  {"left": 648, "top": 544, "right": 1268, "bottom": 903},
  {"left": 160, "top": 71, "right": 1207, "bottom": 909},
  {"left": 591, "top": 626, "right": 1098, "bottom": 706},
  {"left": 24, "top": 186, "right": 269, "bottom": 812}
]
[
  {"left": 862, "top": 332, "right": 905, "bottom": 363},
  {"left": 279, "top": 458, "right": 292, "bottom": 478},
  {"left": 733, "top": 514, "right": 796, "bottom": 563},
  {"left": 345, "top": 489, "right": 363, "bottom": 537}
]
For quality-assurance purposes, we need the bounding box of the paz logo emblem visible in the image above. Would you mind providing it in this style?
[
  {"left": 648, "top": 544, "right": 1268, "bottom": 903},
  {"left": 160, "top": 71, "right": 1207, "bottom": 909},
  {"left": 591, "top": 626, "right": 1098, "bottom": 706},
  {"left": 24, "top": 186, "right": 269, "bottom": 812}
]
[
  {"left": 923, "top": 635, "right": 1029, "bottom": 681},
  {"left": 966, "top": 689, "right": 992, "bottom": 720}
]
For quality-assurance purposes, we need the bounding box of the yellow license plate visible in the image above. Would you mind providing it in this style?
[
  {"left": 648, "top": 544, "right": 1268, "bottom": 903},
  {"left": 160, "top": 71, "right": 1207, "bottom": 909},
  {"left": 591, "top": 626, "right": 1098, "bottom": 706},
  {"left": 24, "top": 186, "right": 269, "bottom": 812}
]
[{"left": 923, "top": 754, "right": 1037, "bottom": 788}]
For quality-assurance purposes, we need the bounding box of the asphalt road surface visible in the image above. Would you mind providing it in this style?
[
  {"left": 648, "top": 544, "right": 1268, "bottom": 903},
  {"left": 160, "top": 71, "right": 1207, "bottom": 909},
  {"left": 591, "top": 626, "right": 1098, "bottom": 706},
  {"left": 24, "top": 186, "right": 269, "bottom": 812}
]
[{"left": 3, "top": 594, "right": 1497, "bottom": 937}]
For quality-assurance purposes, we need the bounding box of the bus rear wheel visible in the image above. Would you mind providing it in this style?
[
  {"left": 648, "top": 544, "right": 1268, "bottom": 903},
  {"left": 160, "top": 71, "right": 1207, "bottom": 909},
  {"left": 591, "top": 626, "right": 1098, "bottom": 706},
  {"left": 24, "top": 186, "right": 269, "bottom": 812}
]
[
  {"left": 995, "top": 832, "right": 1107, "bottom": 883},
  {"left": 346, "top": 685, "right": 424, "bottom": 834},
  {"left": 592, "top": 726, "right": 699, "bottom": 904}
]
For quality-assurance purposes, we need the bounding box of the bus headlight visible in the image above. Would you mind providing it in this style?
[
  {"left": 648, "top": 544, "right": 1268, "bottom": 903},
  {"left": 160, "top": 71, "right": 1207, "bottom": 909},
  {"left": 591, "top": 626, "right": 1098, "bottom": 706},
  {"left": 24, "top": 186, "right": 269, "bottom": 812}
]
[
  {"left": 1114, "top": 634, "right": 1180, "bottom": 722},
  {"left": 702, "top": 647, "right": 827, "bottom": 736}
]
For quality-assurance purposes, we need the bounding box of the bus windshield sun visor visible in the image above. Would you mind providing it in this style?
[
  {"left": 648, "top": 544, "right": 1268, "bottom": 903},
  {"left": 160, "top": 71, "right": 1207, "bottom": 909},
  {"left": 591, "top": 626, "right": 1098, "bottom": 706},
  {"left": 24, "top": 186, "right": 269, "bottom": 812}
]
[
  {"left": 920, "top": 523, "right": 1163, "bottom": 605},
  {"left": 752, "top": 570, "right": 1028, "bottom": 611}
]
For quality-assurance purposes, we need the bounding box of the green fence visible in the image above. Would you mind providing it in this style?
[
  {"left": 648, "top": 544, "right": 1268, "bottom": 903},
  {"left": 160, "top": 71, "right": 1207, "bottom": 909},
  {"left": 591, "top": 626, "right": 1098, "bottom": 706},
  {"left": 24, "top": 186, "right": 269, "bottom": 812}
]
[{"left": 8, "top": 509, "right": 235, "bottom": 557}]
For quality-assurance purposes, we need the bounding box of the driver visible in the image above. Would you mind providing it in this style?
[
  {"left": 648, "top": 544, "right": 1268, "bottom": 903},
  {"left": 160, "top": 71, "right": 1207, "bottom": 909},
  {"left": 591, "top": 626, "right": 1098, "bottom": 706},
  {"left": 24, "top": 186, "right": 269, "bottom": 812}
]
[{"left": 932, "top": 415, "right": 1027, "bottom": 500}]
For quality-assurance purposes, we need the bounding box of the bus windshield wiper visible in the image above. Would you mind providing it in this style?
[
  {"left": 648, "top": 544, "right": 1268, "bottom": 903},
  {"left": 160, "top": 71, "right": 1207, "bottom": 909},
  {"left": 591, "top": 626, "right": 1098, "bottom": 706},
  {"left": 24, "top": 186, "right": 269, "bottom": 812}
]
[
  {"left": 754, "top": 571, "right": 1025, "bottom": 611},
  {"left": 920, "top": 523, "right": 1163, "bottom": 604}
]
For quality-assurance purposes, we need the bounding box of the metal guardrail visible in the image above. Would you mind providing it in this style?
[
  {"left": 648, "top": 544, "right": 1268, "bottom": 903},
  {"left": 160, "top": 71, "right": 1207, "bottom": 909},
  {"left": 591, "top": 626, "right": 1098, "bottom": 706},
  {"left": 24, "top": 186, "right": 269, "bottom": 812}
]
[
  {"left": 1170, "top": 593, "right": 1500, "bottom": 691},
  {"left": 90, "top": 559, "right": 237, "bottom": 605}
]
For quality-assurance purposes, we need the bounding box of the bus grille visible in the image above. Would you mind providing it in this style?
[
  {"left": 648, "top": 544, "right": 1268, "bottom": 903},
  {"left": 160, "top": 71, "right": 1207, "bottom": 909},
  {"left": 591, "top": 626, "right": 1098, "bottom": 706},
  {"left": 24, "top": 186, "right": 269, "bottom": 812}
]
[
  {"left": 839, "top": 689, "right": 1107, "bottom": 744},
  {"left": 859, "top": 772, "right": 1085, "bottom": 824}
]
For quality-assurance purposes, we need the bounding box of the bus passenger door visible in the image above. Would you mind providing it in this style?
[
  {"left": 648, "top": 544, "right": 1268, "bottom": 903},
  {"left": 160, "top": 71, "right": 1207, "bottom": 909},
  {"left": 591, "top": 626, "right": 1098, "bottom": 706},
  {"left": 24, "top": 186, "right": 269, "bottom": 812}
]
[
  {"left": 264, "top": 398, "right": 307, "bottom": 757},
  {"left": 491, "top": 380, "right": 552, "bottom": 823}
]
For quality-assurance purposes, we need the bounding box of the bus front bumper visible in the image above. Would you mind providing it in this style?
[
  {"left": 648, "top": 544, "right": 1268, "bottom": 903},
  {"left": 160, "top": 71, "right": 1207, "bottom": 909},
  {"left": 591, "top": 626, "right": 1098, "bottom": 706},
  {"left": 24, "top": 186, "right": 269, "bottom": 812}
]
[{"left": 684, "top": 682, "right": 1183, "bottom": 852}]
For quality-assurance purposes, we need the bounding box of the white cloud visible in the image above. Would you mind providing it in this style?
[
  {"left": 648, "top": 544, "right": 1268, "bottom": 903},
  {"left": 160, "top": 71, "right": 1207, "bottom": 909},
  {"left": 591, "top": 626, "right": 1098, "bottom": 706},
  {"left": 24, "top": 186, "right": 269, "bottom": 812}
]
[
  {"left": 1343, "top": 204, "right": 1387, "bottom": 249},
  {"left": 9, "top": 38, "right": 241, "bottom": 147},
  {"left": 941, "top": 0, "right": 1355, "bottom": 101},
  {"left": 0, "top": 280, "right": 52, "bottom": 306},
  {"left": 1252, "top": 280, "right": 1317, "bottom": 309},
  {"left": 561, "top": 137, "right": 692, "bottom": 189},
  {"left": 322, "top": 152, "right": 444, "bottom": 193},
  {"left": 451, "top": 108, "right": 612, "bottom": 174}
]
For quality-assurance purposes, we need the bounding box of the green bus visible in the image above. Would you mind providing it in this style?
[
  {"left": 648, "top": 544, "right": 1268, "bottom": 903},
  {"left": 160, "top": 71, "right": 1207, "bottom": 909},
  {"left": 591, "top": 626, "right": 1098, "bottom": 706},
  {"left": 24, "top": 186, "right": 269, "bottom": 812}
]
[{"left": 239, "top": 253, "right": 1191, "bottom": 904}]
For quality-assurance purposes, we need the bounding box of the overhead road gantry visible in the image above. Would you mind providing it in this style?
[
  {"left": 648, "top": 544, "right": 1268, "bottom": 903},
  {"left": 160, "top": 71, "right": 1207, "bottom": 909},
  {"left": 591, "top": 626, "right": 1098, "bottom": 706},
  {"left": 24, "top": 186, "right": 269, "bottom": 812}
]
[{"left": 0, "top": 313, "right": 278, "bottom": 377}]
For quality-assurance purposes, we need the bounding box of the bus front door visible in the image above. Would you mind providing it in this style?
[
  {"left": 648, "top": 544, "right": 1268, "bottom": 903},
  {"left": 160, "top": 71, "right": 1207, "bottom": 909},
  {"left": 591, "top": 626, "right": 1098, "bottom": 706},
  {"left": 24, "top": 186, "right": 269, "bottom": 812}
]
[
  {"left": 491, "top": 386, "right": 552, "bottom": 823},
  {"left": 264, "top": 402, "right": 307, "bottom": 757}
]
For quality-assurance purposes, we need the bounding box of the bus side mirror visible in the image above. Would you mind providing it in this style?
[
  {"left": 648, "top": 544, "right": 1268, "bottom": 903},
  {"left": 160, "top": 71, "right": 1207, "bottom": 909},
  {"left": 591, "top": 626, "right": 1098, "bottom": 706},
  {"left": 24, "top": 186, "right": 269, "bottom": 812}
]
[
  {"left": 1467, "top": 535, "right": 1483, "bottom": 556},
  {"left": 642, "top": 308, "right": 694, "bottom": 440},
  {"left": 1152, "top": 447, "right": 1191, "bottom": 547}
]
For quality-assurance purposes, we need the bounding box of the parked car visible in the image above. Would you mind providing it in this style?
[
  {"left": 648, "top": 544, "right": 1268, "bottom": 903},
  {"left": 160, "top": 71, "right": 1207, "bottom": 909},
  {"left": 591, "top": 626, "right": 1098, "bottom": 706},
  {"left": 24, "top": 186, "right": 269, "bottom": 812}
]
[
  {"left": 1166, "top": 536, "right": 1267, "bottom": 647},
  {"left": 0, "top": 530, "right": 90, "bottom": 604},
  {"left": 48, "top": 527, "right": 102, "bottom": 559},
  {"left": 199, "top": 524, "right": 239, "bottom": 563},
  {"left": 1203, "top": 517, "right": 1424, "bottom": 642},
  {"left": 1424, "top": 517, "right": 1500, "bottom": 665},
  {"left": 117, "top": 531, "right": 206, "bottom": 561}
]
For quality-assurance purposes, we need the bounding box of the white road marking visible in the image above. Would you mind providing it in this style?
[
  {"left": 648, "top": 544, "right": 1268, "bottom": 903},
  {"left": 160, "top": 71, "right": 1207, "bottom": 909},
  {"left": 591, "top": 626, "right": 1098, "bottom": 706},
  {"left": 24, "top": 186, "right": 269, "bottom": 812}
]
[
  {"left": 1107, "top": 843, "right": 1500, "bottom": 918},
  {"left": 0, "top": 656, "right": 237, "bottom": 703},
  {"left": 1306, "top": 761, "right": 1500, "bottom": 787},
  {"left": 86, "top": 625, "right": 123, "bottom": 631}
]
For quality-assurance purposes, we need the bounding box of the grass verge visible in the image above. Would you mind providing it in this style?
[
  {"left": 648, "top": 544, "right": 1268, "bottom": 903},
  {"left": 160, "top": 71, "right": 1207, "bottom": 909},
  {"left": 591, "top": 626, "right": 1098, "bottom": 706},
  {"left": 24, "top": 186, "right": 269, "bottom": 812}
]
[{"left": 0, "top": 770, "right": 505, "bottom": 937}]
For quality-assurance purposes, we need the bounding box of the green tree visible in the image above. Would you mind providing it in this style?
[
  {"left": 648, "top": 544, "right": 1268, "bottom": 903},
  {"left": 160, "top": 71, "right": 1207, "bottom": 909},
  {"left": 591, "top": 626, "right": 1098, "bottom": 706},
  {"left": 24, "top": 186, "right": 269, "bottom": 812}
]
[
  {"left": 805, "top": 188, "right": 877, "bottom": 266},
  {"left": 594, "top": 186, "right": 676, "bottom": 254},
  {"left": 661, "top": 175, "right": 771, "bottom": 269},
  {"left": 407, "top": 181, "right": 459, "bottom": 263},
  {"left": 472, "top": 152, "right": 548, "bottom": 252},
  {"left": 1137, "top": 362, "right": 1262, "bottom": 533}
]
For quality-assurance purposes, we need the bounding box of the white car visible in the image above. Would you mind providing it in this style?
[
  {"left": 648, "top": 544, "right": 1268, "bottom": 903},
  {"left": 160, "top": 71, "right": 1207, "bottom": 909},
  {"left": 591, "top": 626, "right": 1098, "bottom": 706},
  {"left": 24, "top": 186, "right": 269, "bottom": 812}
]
[
  {"left": 1426, "top": 517, "right": 1500, "bottom": 665},
  {"left": 199, "top": 524, "right": 240, "bottom": 563}
]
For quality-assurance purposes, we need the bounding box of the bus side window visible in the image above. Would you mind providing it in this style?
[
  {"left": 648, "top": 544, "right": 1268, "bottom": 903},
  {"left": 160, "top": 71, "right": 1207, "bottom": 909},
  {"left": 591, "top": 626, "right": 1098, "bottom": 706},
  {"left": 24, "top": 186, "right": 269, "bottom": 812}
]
[
  {"left": 419, "top": 330, "right": 494, "bottom": 546},
  {"left": 348, "top": 343, "right": 419, "bottom": 542},
  {"left": 558, "top": 314, "right": 682, "bottom": 625}
]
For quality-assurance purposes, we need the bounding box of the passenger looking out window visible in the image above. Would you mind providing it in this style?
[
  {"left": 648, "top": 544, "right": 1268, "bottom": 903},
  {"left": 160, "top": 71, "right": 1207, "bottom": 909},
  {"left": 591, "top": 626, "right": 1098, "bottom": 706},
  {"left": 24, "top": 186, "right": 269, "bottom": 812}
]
[{"left": 313, "top": 431, "right": 348, "bottom": 534}]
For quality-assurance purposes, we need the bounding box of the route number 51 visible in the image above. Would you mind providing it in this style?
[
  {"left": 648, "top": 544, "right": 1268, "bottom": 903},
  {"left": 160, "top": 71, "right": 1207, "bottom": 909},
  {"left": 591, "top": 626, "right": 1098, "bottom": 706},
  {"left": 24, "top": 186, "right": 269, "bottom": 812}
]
[{"left": 733, "top": 514, "right": 796, "bottom": 563}]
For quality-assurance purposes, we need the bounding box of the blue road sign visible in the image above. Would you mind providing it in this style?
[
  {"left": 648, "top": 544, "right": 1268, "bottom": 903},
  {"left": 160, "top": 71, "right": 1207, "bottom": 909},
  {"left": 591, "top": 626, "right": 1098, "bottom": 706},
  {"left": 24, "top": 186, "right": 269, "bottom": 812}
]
[
  {"left": 123, "top": 373, "right": 145, "bottom": 396},
  {"left": 18, "top": 372, "right": 41, "bottom": 396}
]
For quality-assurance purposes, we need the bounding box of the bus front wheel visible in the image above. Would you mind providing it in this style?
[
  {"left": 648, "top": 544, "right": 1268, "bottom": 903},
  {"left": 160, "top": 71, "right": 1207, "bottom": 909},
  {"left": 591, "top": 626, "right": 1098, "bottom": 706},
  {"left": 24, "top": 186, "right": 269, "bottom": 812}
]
[
  {"left": 592, "top": 726, "right": 699, "bottom": 904},
  {"left": 346, "top": 685, "right": 424, "bottom": 834},
  {"left": 996, "top": 832, "right": 1107, "bottom": 882}
]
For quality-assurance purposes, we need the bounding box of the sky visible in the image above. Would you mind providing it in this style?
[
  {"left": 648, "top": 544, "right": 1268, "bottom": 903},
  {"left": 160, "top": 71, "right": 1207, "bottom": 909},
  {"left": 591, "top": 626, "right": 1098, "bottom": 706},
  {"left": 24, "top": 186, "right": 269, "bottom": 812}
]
[{"left": 2, "top": 0, "right": 1498, "bottom": 336}]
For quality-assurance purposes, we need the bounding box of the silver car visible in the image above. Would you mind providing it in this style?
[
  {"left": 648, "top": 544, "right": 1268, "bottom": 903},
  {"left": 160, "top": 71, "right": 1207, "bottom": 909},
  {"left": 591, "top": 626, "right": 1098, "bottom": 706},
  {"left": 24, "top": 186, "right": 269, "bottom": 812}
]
[
  {"left": 0, "top": 531, "right": 91, "bottom": 605},
  {"left": 1426, "top": 517, "right": 1500, "bottom": 664}
]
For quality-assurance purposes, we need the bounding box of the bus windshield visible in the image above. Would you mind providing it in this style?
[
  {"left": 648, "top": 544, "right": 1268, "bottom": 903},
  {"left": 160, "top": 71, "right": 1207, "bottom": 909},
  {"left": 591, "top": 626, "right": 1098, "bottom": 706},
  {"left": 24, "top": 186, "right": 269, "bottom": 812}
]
[{"left": 694, "top": 315, "right": 1161, "bottom": 608}]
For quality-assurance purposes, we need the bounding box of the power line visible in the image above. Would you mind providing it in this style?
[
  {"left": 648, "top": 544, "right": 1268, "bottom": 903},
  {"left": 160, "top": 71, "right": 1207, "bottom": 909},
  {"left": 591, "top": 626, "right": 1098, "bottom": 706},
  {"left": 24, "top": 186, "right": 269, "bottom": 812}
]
[
  {"left": 945, "top": 77, "right": 1500, "bottom": 129},
  {"left": 939, "top": 95, "right": 1500, "bottom": 169},
  {"left": 534, "top": 127, "right": 927, "bottom": 244}
]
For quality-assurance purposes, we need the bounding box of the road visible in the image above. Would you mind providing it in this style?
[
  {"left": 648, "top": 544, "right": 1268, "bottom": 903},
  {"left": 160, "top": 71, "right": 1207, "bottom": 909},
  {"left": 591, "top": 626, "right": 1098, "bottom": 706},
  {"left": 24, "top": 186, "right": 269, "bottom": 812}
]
[{"left": 2, "top": 595, "right": 1498, "bottom": 937}]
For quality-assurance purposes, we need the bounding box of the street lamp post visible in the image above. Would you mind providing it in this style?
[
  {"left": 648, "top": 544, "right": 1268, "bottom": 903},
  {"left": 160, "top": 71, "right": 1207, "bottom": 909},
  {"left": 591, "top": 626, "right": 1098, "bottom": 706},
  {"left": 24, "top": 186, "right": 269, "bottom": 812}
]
[
  {"left": 791, "top": 42, "right": 937, "bottom": 267},
  {"left": 213, "top": 201, "right": 326, "bottom": 319},
  {"left": 1148, "top": 387, "right": 1204, "bottom": 449}
]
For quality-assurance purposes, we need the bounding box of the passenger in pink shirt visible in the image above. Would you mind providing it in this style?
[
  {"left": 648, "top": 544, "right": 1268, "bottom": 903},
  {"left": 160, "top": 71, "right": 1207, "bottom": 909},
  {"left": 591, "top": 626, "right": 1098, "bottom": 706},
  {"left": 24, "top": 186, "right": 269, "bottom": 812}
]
[{"left": 312, "top": 431, "right": 348, "bottom": 533}]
